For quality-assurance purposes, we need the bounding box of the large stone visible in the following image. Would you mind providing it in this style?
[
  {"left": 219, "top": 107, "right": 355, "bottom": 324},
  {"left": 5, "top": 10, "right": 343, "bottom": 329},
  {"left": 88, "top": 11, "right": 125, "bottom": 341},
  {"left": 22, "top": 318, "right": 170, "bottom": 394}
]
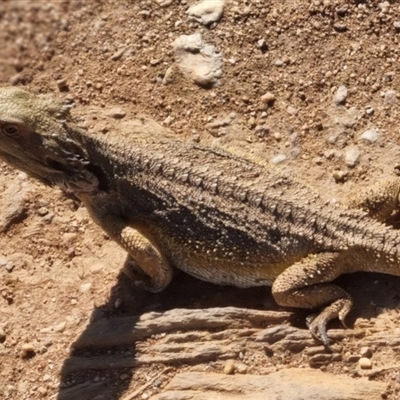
[{"left": 151, "top": 369, "right": 385, "bottom": 400}]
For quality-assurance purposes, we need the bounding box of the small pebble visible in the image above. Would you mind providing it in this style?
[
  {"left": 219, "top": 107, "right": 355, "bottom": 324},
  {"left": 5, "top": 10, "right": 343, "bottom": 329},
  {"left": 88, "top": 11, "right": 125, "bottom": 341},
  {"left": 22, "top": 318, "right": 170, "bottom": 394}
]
[
  {"left": 110, "top": 47, "right": 126, "bottom": 61},
  {"left": 334, "top": 85, "right": 348, "bottom": 105},
  {"left": 333, "top": 170, "right": 347, "bottom": 183},
  {"left": 235, "top": 362, "right": 248, "bottom": 374},
  {"left": 360, "top": 346, "right": 373, "bottom": 358},
  {"left": 365, "top": 107, "right": 374, "bottom": 116},
  {"left": 155, "top": 0, "right": 173, "bottom": 6},
  {"left": 257, "top": 38, "right": 268, "bottom": 52},
  {"left": 153, "top": 379, "right": 162, "bottom": 388},
  {"left": 384, "top": 90, "right": 397, "bottom": 105},
  {"left": 287, "top": 106, "right": 298, "bottom": 116},
  {"left": 260, "top": 92, "right": 275, "bottom": 104},
  {"left": 0, "top": 256, "right": 10, "bottom": 267},
  {"left": 53, "top": 321, "right": 67, "bottom": 333},
  {"left": 254, "top": 125, "right": 270, "bottom": 138},
  {"left": 371, "top": 83, "right": 381, "bottom": 93},
  {"left": 162, "top": 67, "right": 174, "bottom": 85},
  {"left": 5, "top": 262, "right": 14, "bottom": 273},
  {"left": 79, "top": 282, "right": 92, "bottom": 293},
  {"left": 42, "top": 213, "right": 54, "bottom": 224},
  {"left": 271, "top": 154, "right": 287, "bottom": 164},
  {"left": 346, "top": 355, "right": 360, "bottom": 363},
  {"left": 274, "top": 59, "right": 284, "bottom": 67},
  {"left": 394, "top": 21, "right": 400, "bottom": 32},
  {"left": 359, "top": 357, "right": 372, "bottom": 369},
  {"left": 56, "top": 78, "right": 69, "bottom": 92},
  {"left": 223, "top": 359, "right": 235, "bottom": 375},
  {"left": 107, "top": 108, "right": 126, "bottom": 119},
  {"left": 344, "top": 146, "right": 360, "bottom": 167},
  {"left": 37, "top": 207, "right": 49, "bottom": 216},
  {"left": 21, "top": 343, "right": 35, "bottom": 358},
  {"left": 241, "top": 6, "right": 251, "bottom": 16},
  {"left": 114, "top": 297, "right": 123, "bottom": 308},
  {"left": 336, "top": 6, "right": 348, "bottom": 17},
  {"left": 37, "top": 386, "right": 48, "bottom": 397},
  {"left": 324, "top": 149, "right": 336, "bottom": 159},
  {"left": 247, "top": 117, "right": 256, "bottom": 128},
  {"left": 163, "top": 115, "right": 172, "bottom": 126},
  {"left": 333, "top": 23, "right": 347, "bottom": 32},
  {"left": 314, "top": 157, "right": 323, "bottom": 165}
]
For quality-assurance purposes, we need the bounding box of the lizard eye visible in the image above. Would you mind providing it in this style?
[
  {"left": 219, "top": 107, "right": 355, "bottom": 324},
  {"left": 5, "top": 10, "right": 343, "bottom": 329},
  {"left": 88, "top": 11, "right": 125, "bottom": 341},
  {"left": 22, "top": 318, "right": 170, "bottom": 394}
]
[{"left": 2, "top": 124, "right": 19, "bottom": 137}]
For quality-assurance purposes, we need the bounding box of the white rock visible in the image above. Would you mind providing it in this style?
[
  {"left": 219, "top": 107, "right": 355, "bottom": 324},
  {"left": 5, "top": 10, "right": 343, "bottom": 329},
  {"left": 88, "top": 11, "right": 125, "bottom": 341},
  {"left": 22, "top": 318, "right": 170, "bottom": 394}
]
[
  {"left": 172, "top": 33, "right": 223, "bottom": 87},
  {"left": 360, "top": 128, "right": 379, "bottom": 143},
  {"left": 384, "top": 90, "right": 397, "bottom": 105},
  {"left": 334, "top": 85, "right": 348, "bottom": 105},
  {"left": 53, "top": 321, "right": 67, "bottom": 333},
  {"left": 187, "top": 0, "right": 225, "bottom": 26},
  {"left": 0, "top": 256, "right": 10, "bottom": 267},
  {"left": 344, "top": 146, "right": 360, "bottom": 167},
  {"left": 154, "top": 0, "right": 173, "bottom": 6},
  {"left": 79, "top": 282, "right": 92, "bottom": 293},
  {"left": 271, "top": 154, "right": 287, "bottom": 164}
]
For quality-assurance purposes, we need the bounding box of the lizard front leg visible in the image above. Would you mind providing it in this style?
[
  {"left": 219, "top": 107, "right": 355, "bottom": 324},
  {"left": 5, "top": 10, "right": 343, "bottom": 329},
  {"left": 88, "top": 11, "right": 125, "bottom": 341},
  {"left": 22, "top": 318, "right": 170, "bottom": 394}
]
[
  {"left": 117, "top": 226, "right": 174, "bottom": 292},
  {"left": 79, "top": 192, "right": 173, "bottom": 292},
  {"left": 272, "top": 252, "right": 352, "bottom": 348}
]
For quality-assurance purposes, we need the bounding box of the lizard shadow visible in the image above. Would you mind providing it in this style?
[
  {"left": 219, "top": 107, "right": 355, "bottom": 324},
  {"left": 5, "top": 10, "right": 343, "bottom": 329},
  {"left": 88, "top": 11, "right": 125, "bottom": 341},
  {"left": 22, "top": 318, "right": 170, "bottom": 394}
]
[
  {"left": 56, "top": 266, "right": 274, "bottom": 400},
  {"left": 56, "top": 266, "right": 400, "bottom": 400},
  {"left": 338, "top": 272, "right": 400, "bottom": 323}
]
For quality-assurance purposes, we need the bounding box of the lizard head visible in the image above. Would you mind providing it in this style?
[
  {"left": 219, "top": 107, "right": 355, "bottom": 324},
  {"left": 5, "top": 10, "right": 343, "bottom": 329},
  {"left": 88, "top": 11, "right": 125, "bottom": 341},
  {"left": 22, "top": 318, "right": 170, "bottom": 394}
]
[{"left": 0, "top": 87, "right": 99, "bottom": 193}]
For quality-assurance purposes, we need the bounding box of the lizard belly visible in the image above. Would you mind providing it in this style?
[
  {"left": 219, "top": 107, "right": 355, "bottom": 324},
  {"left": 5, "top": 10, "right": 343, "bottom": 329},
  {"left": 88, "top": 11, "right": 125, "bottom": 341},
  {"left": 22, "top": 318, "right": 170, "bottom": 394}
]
[{"left": 170, "top": 251, "right": 289, "bottom": 288}]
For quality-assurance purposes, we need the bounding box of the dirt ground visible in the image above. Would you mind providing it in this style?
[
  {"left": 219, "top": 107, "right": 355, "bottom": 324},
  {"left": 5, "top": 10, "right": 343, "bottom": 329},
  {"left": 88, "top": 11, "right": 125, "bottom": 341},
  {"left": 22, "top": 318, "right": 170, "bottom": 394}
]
[{"left": 2, "top": 1, "right": 400, "bottom": 399}]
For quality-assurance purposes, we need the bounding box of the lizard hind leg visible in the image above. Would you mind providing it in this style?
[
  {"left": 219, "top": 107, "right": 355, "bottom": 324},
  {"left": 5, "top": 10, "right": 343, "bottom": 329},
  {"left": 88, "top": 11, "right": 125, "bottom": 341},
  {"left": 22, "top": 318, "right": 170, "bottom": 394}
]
[
  {"left": 345, "top": 176, "right": 400, "bottom": 222},
  {"left": 272, "top": 252, "right": 352, "bottom": 348}
]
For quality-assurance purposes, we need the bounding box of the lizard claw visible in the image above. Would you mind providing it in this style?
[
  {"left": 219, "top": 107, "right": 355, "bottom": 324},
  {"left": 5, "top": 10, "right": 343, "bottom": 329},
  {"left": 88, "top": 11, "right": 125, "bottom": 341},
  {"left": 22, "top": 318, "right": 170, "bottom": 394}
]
[{"left": 306, "top": 314, "right": 333, "bottom": 352}]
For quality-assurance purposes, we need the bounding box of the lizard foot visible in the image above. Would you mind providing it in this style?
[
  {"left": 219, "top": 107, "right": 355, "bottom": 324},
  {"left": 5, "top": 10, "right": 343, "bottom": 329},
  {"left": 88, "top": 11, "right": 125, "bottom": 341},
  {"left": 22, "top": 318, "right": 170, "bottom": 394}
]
[
  {"left": 306, "top": 297, "right": 352, "bottom": 350},
  {"left": 122, "top": 257, "right": 166, "bottom": 293}
]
